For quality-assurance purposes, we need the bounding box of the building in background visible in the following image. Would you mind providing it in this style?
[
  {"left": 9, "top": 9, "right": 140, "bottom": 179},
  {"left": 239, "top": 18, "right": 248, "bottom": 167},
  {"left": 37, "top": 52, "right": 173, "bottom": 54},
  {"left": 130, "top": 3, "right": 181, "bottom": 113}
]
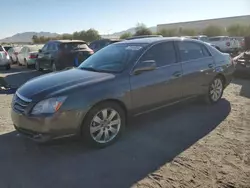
[{"left": 157, "top": 15, "right": 250, "bottom": 32}]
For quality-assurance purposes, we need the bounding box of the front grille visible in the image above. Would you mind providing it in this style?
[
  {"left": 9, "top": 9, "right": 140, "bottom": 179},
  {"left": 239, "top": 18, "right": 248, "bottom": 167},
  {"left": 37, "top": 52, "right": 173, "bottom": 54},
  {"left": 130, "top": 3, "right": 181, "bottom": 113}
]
[{"left": 12, "top": 92, "right": 32, "bottom": 113}]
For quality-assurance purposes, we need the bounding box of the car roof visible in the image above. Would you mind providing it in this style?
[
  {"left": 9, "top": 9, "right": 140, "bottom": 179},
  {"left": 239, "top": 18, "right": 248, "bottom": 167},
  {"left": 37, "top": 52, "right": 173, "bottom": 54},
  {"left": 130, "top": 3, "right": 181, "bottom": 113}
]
[
  {"left": 91, "top": 39, "right": 122, "bottom": 43},
  {"left": 117, "top": 37, "right": 202, "bottom": 45},
  {"left": 49, "top": 40, "right": 86, "bottom": 43}
]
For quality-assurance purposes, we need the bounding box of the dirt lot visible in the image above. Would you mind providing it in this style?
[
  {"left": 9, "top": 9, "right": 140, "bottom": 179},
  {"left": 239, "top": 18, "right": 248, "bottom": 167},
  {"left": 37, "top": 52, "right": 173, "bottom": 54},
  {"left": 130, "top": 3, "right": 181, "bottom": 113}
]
[{"left": 0, "top": 66, "right": 249, "bottom": 188}]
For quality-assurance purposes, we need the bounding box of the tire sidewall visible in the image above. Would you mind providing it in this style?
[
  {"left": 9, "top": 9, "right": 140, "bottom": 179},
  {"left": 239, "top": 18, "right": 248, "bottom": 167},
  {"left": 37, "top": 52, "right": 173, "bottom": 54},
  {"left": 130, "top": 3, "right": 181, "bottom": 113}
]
[
  {"left": 206, "top": 77, "right": 224, "bottom": 104},
  {"left": 82, "top": 102, "right": 125, "bottom": 148}
]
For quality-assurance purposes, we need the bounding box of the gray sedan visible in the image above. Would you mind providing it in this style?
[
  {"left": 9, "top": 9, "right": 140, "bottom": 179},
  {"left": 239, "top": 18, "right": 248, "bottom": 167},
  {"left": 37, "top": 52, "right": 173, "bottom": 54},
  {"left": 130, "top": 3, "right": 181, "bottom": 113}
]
[{"left": 11, "top": 37, "right": 235, "bottom": 148}]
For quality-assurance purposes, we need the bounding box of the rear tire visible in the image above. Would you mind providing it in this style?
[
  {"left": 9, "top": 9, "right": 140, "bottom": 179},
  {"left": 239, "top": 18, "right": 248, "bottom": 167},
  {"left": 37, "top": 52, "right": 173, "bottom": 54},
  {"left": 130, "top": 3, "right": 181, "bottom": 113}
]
[
  {"left": 204, "top": 77, "right": 224, "bottom": 104},
  {"left": 81, "top": 102, "right": 125, "bottom": 148}
]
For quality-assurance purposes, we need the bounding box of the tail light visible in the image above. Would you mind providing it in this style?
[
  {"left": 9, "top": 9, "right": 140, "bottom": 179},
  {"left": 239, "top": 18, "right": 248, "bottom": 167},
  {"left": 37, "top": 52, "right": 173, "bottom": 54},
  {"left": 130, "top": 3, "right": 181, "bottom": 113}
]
[
  {"left": 89, "top": 50, "right": 94, "bottom": 55},
  {"left": 29, "top": 54, "right": 37, "bottom": 59},
  {"left": 14, "top": 52, "right": 18, "bottom": 56},
  {"left": 226, "top": 42, "right": 230, "bottom": 46},
  {"left": 241, "top": 41, "right": 245, "bottom": 47}
]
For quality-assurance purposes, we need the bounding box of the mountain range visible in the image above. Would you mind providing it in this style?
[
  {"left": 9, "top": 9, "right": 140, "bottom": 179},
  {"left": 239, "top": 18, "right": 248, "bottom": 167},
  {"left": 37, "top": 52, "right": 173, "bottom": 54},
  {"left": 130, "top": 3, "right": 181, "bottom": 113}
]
[
  {"left": 0, "top": 32, "right": 59, "bottom": 43},
  {"left": 0, "top": 27, "right": 157, "bottom": 43}
]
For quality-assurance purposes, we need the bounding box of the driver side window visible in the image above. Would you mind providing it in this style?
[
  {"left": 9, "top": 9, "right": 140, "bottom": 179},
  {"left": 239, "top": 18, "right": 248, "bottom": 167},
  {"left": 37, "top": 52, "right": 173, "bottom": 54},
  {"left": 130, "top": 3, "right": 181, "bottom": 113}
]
[
  {"left": 140, "top": 42, "right": 177, "bottom": 67},
  {"left": 41, "top": 44, "right": 48, "bottom": 52}
]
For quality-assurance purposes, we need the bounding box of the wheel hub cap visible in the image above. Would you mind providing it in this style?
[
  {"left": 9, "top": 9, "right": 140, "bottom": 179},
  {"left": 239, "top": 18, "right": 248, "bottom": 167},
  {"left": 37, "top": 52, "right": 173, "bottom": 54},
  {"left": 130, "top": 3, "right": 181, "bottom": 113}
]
[
  {"left": 210, "top": 79, "right": 223, "bottom": 101},
  {"left": 90, "top": 108, "right": 121, "bottom": 144}
]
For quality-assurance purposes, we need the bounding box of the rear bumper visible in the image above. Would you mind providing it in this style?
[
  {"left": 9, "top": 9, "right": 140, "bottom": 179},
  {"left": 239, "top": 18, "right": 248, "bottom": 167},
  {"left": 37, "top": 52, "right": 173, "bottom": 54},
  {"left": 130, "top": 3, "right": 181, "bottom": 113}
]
[{"left": 27, "top": 59, "right": 36, "bottom": 65}]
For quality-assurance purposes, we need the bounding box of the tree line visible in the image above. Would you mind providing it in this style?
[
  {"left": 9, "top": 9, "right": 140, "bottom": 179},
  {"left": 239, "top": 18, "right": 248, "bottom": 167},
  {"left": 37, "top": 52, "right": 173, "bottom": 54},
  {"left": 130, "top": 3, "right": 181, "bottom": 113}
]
[
  {"left": 120, "top": 23, "right": 250, "bottom": 39},
  {"left": 32, "top": 29, "right": 101, "bottom": 44},
  {"left": 31, "top": 23, "right": 250, "bottom": 44}
]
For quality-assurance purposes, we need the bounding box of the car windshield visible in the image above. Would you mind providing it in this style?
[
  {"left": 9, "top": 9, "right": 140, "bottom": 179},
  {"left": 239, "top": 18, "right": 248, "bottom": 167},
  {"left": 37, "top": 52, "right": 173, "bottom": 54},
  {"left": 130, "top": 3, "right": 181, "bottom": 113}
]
[{"left": 78, "top": 43, "right": 145, "bottom": 73}]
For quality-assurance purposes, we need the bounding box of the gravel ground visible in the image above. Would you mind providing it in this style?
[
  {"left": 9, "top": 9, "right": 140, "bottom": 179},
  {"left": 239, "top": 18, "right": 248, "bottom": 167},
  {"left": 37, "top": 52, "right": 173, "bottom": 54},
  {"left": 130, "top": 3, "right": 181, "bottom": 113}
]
[{"left": 0, "top": 66, "right": 249, "bottom": 188}]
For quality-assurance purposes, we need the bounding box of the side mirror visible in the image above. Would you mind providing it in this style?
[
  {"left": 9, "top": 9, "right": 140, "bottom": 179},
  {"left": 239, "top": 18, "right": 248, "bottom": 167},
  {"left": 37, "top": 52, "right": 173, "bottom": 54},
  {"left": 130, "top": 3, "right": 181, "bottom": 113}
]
[
  {"left": 133, "top": 60, "right": 156, "bottom": 75},
  {"left": 38, "top": 49, "right": 42, "bottom": 53}
]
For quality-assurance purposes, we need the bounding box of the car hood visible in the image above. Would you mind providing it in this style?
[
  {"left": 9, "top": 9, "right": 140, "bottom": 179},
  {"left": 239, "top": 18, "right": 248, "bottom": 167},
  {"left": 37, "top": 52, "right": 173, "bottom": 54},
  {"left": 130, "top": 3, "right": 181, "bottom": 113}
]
[{"left": 17, "top": 68, "right": 115, "bottom": 100}]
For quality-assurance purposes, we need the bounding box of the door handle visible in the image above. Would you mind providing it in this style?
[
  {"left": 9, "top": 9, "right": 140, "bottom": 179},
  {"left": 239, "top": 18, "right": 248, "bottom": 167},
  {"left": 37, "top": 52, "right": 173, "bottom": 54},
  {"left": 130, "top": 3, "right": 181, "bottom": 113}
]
[
  {"left": 172, "top": 71, "right": 182, "bottom": 77},
  {"left": 208, "top": 63, "right": 214, "bottom": 68}
]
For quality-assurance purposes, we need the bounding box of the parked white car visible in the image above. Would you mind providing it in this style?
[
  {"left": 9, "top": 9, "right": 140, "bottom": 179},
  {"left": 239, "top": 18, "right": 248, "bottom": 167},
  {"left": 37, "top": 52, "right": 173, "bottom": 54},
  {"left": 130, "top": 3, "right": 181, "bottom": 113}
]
[
  {"left": 0, "top": 45, "right": 11, "bottom": 70},
  {"left": 209, "top": 36, "right": 240, "bottom": 53},
  {"left": 232, "top": 37, "right": 245, "bottom": 50},
  {"left": 17, "top": 45, "right": 43, "bottom": 68},
  {"left": 7, "top": 47, "right": 22, "bottom": 63}
]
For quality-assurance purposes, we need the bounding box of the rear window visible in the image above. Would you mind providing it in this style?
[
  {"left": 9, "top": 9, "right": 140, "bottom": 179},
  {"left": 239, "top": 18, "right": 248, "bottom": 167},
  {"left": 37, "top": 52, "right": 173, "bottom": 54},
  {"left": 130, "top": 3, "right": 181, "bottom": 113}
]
[
  {"left": 30, "top": 46, "right": 43, "bottom": 52},
  {"left": 61, "top": 42, "right": 89, "bottom": 50},
  {"left": 3, "top": 46, "right": 12, "bottom": 51}
]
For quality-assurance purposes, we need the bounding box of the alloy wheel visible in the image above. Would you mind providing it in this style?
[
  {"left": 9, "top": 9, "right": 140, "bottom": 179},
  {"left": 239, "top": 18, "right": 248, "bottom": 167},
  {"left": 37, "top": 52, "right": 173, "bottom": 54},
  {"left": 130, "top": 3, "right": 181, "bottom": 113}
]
[
  {"left": 90, "top": 108, "right": 121, "bottom": 144},
  {"left": 210, "top": 78, "right": 223, "bottom": 102}
]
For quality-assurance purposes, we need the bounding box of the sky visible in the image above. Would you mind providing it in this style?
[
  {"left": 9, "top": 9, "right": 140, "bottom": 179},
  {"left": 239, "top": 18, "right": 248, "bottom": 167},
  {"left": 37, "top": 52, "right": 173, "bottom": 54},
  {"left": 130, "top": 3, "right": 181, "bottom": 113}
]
[{"left": 1, "top": 0, "right": 249, "bottom": 39}]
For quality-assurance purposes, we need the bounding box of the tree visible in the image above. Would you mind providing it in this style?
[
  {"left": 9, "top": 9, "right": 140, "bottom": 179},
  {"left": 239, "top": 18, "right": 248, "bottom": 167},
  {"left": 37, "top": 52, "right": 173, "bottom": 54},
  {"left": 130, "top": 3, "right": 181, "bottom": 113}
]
[
  {"left": 157, "top": 29, "right": 177, "bottom": 37},
  {"left": 61, "top": 33, "right": 72, "bottom": 40},
  {"left": 73, "top": 31, "right": 80, "bottom": 40},
  {"left": 134, "top": 23, "right": 153, "bottom": 36},
  {"left": 120, "top": 32, "right": 132, "bottom": 39},
  {"left": 32, "top": 35, "right": 39, "bottom": 43},
  {"left": 202, "top": 25, "right": 225, "bottom": 37},
  {"left": 179, "top": 28, "right": 197, "bottom": 36},
  {"left": 227, "top": 24, "right": 250, "bottom": 37},
  {"left": 84, "top": 29, "right": 101, "bottom": 42}
]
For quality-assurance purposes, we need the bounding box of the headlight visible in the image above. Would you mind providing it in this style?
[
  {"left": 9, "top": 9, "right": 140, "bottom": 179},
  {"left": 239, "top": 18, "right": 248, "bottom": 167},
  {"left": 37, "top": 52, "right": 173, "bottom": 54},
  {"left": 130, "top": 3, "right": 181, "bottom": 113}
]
[{"left": 31, "top": 96, "right": 67, "bottom": 115}]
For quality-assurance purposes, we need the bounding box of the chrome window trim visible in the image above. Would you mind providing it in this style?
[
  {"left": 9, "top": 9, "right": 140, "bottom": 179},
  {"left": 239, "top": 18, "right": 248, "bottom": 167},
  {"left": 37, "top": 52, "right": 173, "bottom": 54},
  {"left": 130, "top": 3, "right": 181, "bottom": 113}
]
[{"left": 16, "top": 92, "right": 32, "bottom": 103}]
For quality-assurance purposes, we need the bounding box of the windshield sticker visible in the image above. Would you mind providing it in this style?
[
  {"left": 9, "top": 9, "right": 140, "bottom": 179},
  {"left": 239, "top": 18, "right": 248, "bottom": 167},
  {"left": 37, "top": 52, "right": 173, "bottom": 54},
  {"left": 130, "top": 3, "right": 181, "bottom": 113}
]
[{"left": 125, "top": 46, "right": 142, "bottom": 50}]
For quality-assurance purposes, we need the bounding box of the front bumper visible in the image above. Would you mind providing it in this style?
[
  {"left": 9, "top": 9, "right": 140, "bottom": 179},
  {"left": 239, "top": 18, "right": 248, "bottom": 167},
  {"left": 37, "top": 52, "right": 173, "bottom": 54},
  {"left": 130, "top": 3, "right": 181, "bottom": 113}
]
[{"left": 11, "top": 109, "right": 84, "bottom": 142}]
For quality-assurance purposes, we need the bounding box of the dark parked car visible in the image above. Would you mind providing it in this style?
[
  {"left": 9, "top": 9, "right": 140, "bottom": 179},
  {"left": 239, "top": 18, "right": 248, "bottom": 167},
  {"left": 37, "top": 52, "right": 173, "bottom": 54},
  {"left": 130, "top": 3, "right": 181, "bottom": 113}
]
[
  {"left": 89, "top": 38, "right": 122, "bottom": 52},
  {"left": 35, "top": 40, "right": 94, "bottom": 71},
  {"left": 11, "top": 37, "right": 235, "bottom": 148},
  {"left": 126, "top": 35, "right": 163, "bottom": 40}
]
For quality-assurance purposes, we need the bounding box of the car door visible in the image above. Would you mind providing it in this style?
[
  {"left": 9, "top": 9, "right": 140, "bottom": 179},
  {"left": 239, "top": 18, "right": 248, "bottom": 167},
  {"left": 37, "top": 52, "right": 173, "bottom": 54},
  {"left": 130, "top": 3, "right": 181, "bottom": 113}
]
[
  {"left": 24, "top": 47, "right": 30, "bottom": 62},
  {"left": 18, "top": 47, "right": 26, "bottom": 64},
  {"left": 42, "top": 43, "right": 55, "bottom": 69},
  {"left": 130, "top": 41, "right": 183, "bottom": 114},
  {"left": 37, "top": 43, "right": 49, "bottom": 68},
  {"left": 176, "top": 41, "right": 216, "bottom": 97}
]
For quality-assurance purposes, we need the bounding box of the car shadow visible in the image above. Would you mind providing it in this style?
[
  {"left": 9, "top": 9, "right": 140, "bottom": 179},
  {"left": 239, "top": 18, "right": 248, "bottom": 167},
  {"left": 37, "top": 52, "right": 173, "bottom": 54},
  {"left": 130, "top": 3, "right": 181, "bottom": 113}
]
[
  {"left": 0, "top": 99, "right": 231, "bottom": 188},
  {"left": 232, "top": 78, "right": 250, "bottom": 98}
]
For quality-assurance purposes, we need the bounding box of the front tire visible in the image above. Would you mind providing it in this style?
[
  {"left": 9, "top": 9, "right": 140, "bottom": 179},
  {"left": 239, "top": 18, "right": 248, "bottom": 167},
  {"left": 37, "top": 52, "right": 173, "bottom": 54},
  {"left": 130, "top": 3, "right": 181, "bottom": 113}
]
[
  {"left": 205, "top": 77, "right": 224, "bottom": 104},
  {"left": 81, "top": 102, "right": 125, "bottom": 148}
]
